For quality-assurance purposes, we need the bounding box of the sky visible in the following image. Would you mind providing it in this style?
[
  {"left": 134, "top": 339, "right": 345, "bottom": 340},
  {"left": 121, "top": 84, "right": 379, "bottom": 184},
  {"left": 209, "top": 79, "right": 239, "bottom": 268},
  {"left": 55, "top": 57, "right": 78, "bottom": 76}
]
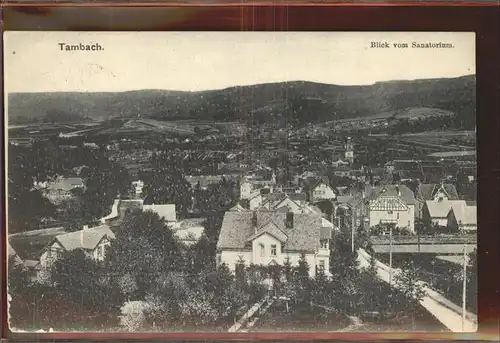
[{"left": 4, "top": 31, "right": 475, "bottom": 93}]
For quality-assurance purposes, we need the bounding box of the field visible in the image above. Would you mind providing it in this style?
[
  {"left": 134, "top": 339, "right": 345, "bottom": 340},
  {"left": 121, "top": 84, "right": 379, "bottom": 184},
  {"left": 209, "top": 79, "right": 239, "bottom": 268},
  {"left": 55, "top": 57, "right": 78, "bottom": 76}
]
[
  {"left": 336, "top": 107, "right": 455, "bottom": 123},
  {"left": 8, "top": 118, "right": 246, "bottom": 142}
]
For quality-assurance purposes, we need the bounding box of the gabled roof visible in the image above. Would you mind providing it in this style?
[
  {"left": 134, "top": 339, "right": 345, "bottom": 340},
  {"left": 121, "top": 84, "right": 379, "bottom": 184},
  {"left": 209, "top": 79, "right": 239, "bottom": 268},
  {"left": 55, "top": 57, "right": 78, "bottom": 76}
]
[
  {"left": 143, "top": 204, "right": 176, "bottom": 222},
  {"left": 416, "top": 183, "right": 459, "bottom": 201},
  {"left": 217, "top": 211, "right": 322, "bottom": 253},
  {"left": 54, "top": 225, "right": 115, "bottom": 252},
  {"left": 302, "top": 176, "right": 330, "bottom": 191},
  {"left": 8, "top": 242, "right": 18, "bottom": 257},
  {"left": 365, "top": 184, "right": 416, "bottom": 205},
  {"left": 246, "top": 221, "right": 288, "bottom": 243},
  {"left": 229, "top": 204, "right": 248, "bottom": 212},
  {"left": 450, "top": 205, "right": 477, "bottom": 225},
  {"left": 262, "top": 193, "right": 287, "bottom": 204},
  {"left": 425, "top": 200, "right": 467, "bottom": 219}
]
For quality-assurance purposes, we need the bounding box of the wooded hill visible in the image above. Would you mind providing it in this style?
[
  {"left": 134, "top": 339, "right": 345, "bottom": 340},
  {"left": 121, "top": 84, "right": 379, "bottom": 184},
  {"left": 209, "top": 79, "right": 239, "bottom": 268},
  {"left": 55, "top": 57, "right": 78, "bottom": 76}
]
[{"left": 8, "top": 75, "right": 475, "bottom": 126}]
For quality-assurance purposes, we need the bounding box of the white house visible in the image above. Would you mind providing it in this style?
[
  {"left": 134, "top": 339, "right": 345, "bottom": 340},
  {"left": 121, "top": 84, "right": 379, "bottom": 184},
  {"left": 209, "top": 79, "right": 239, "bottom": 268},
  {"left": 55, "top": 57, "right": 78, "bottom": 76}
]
[
  {"left": 216, "top": 209, "right": 331, "bottom": 278},
  {"left": 143, "top": 203, "right": 205, "bottom": 245},
  {"left": 366, "top": 185, "right": 416, "bottom": 232},
  {"left": 171, "top": 218, "right": 206, "bottom": 246},
  {"left": 422, "top": 199, "right": 468, "bottom": 229},
  {"left": 39, "top": 224, "right": 115, "bottom": 268},
  {"left": 248, "top": 191, "right": 265, "bottom": 210},
  {"left": 132, "top": 180, "right": 144, "bottom": 196},
  {"left": 308, "top": 180, "right": 337, "bottom": 203},
  {"left": 415, "top": 183, "right": 459, "bottom": 219},
  {"left": 447, "top": 205, "right": 477, "bottom": 233}
]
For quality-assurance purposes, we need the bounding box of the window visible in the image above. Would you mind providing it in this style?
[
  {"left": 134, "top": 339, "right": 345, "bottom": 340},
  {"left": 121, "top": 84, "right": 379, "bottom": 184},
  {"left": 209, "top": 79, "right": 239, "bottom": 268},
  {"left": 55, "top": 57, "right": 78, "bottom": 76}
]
[
  {"left": 320, "top": 239, "right": 328, "bottom": 249},
  {"left": 271, "top": 244, "right": 277, "bottom": 256},
  {"left": 319, "top": 260, "right": 325, "bottom": 271},
  {"left": 260, "top": 244, "right": 265, "bottom": 257},
  {"left": 388, "top": 210, "right": 393, "bottom": 215},
  {"left": 97, "top": 246, "right": 103, "bottom": 257}
]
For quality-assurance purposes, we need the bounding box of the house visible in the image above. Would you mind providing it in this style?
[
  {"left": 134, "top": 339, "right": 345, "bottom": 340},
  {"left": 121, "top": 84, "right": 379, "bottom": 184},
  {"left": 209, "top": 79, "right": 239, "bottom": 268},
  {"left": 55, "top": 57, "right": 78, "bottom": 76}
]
[
  {"left": 261, "top": 193, "right": 308, "bottom": 211},
  {"left": 332, "top": 166, "right": 352, "bottom": 178},
  {"left": 335, "top": 193, "right": 368, "bottom": 230},
  {"left": 422, "top": 199, "right": 467, "bottom": 230},
  {"left": 364, "top": 184, "right": 416, "bottom": 232},
  {"left": 229, "top": 203, "right": 247, "bottom": 212},
  {"left": 447, "top": 205, "right": 477, "bottom": 233},
  {"left": 303, "top": 178, "right": 337, "bottom": 203},
  {"left": 239, "top": 177, "right": 275, "bottom": 200},
  {"left": 39, "top": 224, "right": 115, "bottom": 268},
  {"left": 143, "top": 204, "right": 176, "bottom": 223},
  {"left": 216, "top": 209, "right": 331, "bottom": 277},
  {"left": 41, "top": 176, "right": 85, "bottom": 204},
  {"left": 415, "top": 183, "right": 459, "bottom": 218},
  {"left": 46, "top": 176, "right": 85, "bottom": 192},
  {"left": 186, "top": 175, "right": 239, "bottom": 190},
  {"left": 332, "top": 158, "right": 350, "bottom": 168},
  {"left": 171, "top": 218, "right": 206, "bottom": 246},
  {"left": 132, "top": 180, "right": 144, "bottom": 196},
  {"left": 248, "top": 191, "right": 265, "bottom": 210}
]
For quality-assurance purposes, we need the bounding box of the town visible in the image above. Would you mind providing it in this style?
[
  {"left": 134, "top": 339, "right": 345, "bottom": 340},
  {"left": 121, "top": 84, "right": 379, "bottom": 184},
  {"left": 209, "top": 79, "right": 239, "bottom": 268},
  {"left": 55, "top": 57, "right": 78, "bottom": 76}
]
[{"left": 7, "top": 101, "right": 477, "bottom": 332}]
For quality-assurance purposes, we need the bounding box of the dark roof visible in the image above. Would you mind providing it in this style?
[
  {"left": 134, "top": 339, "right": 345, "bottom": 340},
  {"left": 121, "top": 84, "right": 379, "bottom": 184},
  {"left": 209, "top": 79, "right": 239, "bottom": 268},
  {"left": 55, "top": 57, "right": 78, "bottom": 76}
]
[
  {"left": 217, "top": 211, "right": 322, "bottom": 253},
  {"left": 8, "top": 227, "right": 66, "bottom": 260},
  {"left": 288, "top": 193, "right": 307, "bottom": 202},
  {"left": 416, "top": 183, "right": 459, "bottom": 201},
  {"left": 333, "top": 166, "right": 351, "bottom": 172},
  {"left": 302, "top": 176, "right": 330, "bottom": 191},
  {"left": 262, "top": 193, "right": 287, "bottom": 204},
  {"left": 336, "top": 195, "right": 354, "bottom": 204}
]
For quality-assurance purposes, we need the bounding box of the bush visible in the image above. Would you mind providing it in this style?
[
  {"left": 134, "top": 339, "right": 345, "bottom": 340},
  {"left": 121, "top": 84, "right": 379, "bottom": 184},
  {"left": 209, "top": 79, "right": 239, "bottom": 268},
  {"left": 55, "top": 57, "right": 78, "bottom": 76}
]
[{"left": 120, "top": 301, "right": 150, "bottom": 331}]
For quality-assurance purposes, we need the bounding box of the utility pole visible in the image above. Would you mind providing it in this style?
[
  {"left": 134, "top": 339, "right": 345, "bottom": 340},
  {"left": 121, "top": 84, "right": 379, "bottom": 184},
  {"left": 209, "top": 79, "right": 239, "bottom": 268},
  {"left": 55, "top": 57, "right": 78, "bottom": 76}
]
[
  {"left": 417, "top": 228, "right": 421, "bottom": 253},
  {"left": 351, "top": 207, "right": 355, "bottom": 252},
  {"left": 389, "top": 224, "right": 393, "bottom": 286},
  {"left": 462, "top": 244, "right": 467, "bottom": 332}
]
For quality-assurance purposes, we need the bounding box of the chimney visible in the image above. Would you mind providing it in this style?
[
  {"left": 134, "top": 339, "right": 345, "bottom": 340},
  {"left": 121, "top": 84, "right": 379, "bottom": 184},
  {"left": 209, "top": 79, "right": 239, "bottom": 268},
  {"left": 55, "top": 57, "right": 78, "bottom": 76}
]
[
  {"left": 395, "top": 185, "right": 400, "bottom": 197},
  {"left": 286, "top": 212, "right": 294, "bottom": 228},
  {"left": 83, "top": 224, "right": 89, "bottom": 230}
]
